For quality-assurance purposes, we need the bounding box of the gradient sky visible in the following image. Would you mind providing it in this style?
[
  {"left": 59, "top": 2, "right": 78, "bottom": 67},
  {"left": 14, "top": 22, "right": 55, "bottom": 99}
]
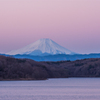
[{"left": 0, "top": 0, "right": 100, "bottom": 54}]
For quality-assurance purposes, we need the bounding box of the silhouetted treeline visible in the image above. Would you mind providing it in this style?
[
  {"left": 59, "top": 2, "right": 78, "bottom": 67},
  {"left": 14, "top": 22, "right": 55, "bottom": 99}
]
[{"left": 0, "top": 55, "right": 100, "bottom": 80}]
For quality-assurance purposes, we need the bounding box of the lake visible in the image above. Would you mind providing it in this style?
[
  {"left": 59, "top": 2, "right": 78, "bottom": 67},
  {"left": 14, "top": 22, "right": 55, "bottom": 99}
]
[{"left": 0, "top": 78, "right": 100, "bottom": 100}]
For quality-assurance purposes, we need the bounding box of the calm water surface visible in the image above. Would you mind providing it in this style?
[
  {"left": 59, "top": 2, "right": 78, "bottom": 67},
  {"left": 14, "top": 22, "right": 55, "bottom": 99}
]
[{"left": 0, "top": 78, "right": 100, "bottom": 100}]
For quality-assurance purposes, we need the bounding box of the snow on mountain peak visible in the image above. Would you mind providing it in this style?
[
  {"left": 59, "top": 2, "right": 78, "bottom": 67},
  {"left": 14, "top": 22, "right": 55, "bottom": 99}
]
[{"left": 6, "top": 38, "right": 75, "bottom": 55}]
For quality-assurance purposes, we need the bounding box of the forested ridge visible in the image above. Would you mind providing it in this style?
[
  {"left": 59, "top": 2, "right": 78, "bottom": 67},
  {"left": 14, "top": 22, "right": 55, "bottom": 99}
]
[{"left": 0, "top": 55, "right": 100, "bottom": 80}]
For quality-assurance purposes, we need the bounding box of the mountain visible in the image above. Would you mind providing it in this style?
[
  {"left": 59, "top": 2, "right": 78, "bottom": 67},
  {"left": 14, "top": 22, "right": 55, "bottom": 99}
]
[{"left": 6, "top": 38, "right": 75, "bottom": 55}]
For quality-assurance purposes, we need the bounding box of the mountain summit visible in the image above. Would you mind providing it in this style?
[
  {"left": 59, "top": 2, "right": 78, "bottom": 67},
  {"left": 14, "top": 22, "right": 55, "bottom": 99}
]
[{"left": 7, "top": 38, "right": 75, "bottom": 55}]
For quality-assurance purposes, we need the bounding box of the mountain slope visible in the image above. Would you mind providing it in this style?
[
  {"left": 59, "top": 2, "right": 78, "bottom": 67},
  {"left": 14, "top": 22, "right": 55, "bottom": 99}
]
[
  {"left": 6, "top": 38, "right": 75, "bottom": 55},
  {"left": 0, "top": 55, "right": 100, "bottom": 80}
]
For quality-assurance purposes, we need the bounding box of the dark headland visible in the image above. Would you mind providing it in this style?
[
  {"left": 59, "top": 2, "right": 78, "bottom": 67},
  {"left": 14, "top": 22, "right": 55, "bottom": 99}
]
[{"left": 0, "top": 55, "right": 100, "bottom": 81}]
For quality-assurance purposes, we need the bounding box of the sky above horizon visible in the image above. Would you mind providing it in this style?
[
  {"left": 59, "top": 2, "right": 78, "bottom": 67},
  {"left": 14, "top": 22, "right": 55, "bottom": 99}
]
[{"left": 0, "top": 0, "right": 100, "bottom": 54}]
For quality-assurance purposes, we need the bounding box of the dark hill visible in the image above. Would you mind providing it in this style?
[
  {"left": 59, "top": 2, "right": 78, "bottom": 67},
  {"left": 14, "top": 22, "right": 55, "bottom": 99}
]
[{"left": 0, "top": 55, "right": 100, "bottom": 80}]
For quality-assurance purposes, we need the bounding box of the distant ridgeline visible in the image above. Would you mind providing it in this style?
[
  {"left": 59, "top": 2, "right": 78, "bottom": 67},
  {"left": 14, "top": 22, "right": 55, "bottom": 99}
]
[
  {"left": 0, "top": 55, "right": 100, "bottom": 80},
  {"left": 3, "top": 53, "right": 100, "bottom": 61}
]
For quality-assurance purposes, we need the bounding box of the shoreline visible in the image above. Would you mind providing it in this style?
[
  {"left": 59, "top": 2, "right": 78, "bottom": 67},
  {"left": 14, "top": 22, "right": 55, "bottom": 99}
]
[{"left": 0, "top": 77, "right": 100, "bottom": 81}]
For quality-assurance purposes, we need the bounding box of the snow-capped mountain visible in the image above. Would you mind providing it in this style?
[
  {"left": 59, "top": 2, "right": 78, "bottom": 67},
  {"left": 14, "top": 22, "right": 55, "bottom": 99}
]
[{"left": 6, "top": 38, "right": 76, "bottom": 55}]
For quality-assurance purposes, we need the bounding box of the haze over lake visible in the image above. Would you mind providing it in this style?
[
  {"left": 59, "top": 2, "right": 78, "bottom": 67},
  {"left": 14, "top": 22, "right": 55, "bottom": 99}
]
[{"left": 0, "top": 78, "right": 100, "bottom": 100}]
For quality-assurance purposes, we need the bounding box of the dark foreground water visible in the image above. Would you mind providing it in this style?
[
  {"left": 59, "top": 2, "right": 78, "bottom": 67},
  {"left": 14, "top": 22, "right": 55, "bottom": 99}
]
[{"left": 0, "top": 78, "right": 100, "bottom": 100}]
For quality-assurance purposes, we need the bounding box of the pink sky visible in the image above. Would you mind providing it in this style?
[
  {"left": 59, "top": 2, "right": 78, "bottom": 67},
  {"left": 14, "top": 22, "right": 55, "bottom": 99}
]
[{"left": 0, "top": 0, "right": 100, "bottom": 54}]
